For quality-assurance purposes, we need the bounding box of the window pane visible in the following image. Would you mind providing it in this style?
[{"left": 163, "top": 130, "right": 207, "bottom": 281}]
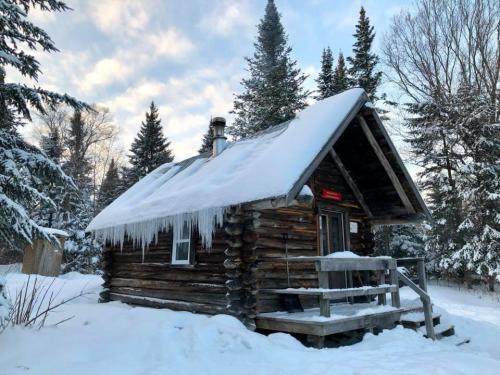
[
  {"left": 175, "top": 242, "right": 189, "bottom": 261},
  {"left": 320, "top": 215, "right": 328, "bottom": 255},
  {"left": 328, "top": 213, "right": 344, "bottom": 252},
  {"left": 181, "top": 222, "right": 190, "bottom": 239}
]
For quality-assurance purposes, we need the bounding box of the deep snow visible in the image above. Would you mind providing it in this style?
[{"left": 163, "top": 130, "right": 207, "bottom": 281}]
[{"left": 1, "top": 272, "right": 499, "bottom": 374}]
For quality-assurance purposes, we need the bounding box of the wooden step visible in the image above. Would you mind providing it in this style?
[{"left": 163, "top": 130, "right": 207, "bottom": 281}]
[
  {"left": 420, "top": 324, "right": 455, "bottom": 339},
  {"left": 261, "top": 284, "right": 398, "bottom": 300},
  {"left": 400, "top": 312, "right": 441, "bottom": 330}
]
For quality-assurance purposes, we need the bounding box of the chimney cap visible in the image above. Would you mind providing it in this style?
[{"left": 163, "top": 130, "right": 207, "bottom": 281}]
[{"left": 211, "top": 117, "right": 226, "bottom": 126}]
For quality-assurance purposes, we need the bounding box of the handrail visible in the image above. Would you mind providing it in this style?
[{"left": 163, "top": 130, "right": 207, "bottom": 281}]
[
  {"left": 396, "top": 257, "right": 428, "bottom": 292},
  {"left": 397, "top": 270, "right": 436, "bottom": 340}
]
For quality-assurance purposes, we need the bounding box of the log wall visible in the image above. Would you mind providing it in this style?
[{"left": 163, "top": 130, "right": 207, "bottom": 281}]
[{"left": 104, "top": 228, "right": 228, "bottom": 315}]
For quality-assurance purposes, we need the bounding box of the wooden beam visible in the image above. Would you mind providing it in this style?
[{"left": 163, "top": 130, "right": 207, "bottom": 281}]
[
  {"left": 330, "top": 149, "right": 373, "bottom": 218},
  {"left": 363, "top": 107, "right": 431, "bottom": 220},
  {"left": 357, "top": 115, "right": 415, "bottom": 214},
  {"left": 285, "top": 93, "right": 369, "bottom": 205}
]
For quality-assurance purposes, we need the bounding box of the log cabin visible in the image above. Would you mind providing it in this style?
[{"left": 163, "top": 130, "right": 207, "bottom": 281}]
[{"left": 87, "top": 88, "right": 446, "bottom": 346}]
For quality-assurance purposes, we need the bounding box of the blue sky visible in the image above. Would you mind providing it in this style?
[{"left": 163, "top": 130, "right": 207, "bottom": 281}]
[{"left": 22, "top": 0, "right": 412, "bottom": 161}]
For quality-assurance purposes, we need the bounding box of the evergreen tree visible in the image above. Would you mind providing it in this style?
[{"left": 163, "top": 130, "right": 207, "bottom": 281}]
[
  {"left": 332, "top": 52, "right": 349, "bottom": 94},
  {"left": 315, "top": 47, "right": 334, "bottom": 100},
  {"left": 440, "top": 86, "right": 500, "bottom": 289},
  {"left": 63, "top": 112, "right": 92, "bottom": 193},
  {"left": 230, "top": 0, "right": 309, "bottom": 138},
  {"left": 129, "top": 102, "right": 174, "bottom": 181},
  {"left": 41, "top": 127, "right": 63, "bottom": 164},
  {"left": 405, "top": 97, "right": 464, "bottom": 278},
  {"left": 374, "top": 224, "right": 425, "bottom": 258},
  {"left": 0, "top": 1, "right": 87, "bottom": 121},
  {"left": 198, "top": 120, "right": 213, "bottom": 154},
  {"left": 347, "top": 7, "right": 382, "bottom": 100},
  {"left": 0, "top": 0, "right": 86, "bottom": 249},
  {"left": 97, "top": 159, "right": 122, "bottom": 212}
]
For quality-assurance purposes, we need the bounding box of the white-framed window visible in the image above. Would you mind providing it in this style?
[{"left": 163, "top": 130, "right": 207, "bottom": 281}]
[{"left": 172, "top": 222, "right": 191, "bottom": 265}]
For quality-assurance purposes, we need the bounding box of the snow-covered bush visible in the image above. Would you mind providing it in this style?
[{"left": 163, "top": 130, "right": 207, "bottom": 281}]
[
  {"left": 62, "top": 230, "right": 102, "bottom": 274},
  {"left": 0, "top": 276, "right": 11, "bottom": 330},
  {"left": 373, "top": 224, "right": 425, "bottom": 258}
]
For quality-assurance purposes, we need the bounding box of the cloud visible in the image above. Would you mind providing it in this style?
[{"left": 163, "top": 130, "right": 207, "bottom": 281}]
[
  {"left": 198, "top": 0, "right": 253, "bottom": 36},
  {"left": 80, "top": 58, "right": 134, "bottom": 92},
  {"left": 104, "top": 80, "right": 168, "bottom": 114},
  {"left": 88, "top": 0, "right": 150, "bottom": 36},
  {"left": 148, "top": 28, "right": 195, "bottom": 60}
]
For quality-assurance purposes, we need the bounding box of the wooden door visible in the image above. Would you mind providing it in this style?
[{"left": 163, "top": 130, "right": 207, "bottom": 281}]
[{"left": 319, "top": 211, "right": 348, "bottom": 289}]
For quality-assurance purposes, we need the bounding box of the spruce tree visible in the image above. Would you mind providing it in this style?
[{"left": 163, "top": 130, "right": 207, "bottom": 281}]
[
  {"left": 97, "top": 159, "right": 122, "bottom": 212},
  {"left": 374, "top": 224, "right": 425, "bottom": 258},
  {"left": 0, "top": 1, "right": 86, "bottom": 249},
  {"left": 129, "top": 102, "right": 174, "bottom": 181},
  {"left": 440, "top": 85, "right": 500, "bottom": 288},
  {"left": 64, "top": 112, "right": 92, "bottom": 193},
  {"left": 347, "top": 7, "right": 382, "bottom": 100},
  {"left": 41, "top": 127, "right": 63, "bottom": 164},
  {"left": 198, "top": 120, "right": 213, "bottom": 154},
  {"left": 315, "top": 47, "right": 334, "bottom": 100},
  {"left": 332, "top": 52, "right": 349, "bottom": 94},
  {"left": 230, "top": 0, "right": 309, "bottom": 138}
]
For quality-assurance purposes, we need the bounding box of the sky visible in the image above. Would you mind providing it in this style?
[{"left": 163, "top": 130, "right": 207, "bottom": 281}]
[{"left": 17, "top": 0, "right": 412, "bottom": 162}]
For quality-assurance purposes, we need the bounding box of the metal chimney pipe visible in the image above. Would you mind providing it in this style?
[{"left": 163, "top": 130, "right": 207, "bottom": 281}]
[{"left": 211, "top": 117, "right": 227, "bottom": 157}]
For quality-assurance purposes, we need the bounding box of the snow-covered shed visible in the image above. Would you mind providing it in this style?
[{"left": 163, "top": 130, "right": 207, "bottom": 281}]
[{"left": 87, "top": 88, "right": 429, "bottom": 327}]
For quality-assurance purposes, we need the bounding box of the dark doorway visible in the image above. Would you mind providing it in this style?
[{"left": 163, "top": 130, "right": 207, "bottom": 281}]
[{"left": 319, "top": 211, "right": 348, "bottom": 290}]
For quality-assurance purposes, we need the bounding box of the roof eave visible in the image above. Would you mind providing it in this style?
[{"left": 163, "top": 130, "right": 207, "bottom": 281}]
[{"left": 285, "top": 91, "right": 370, "bottom": 206}]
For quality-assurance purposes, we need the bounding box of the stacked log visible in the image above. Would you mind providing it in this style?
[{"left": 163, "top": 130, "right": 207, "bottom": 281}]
[
  {"left": 241, "top": 209, "right": 260, "bottom": 330},
  {"left": 99, "top": 248, "right": 112, "bottom": 302},
  {"left": 224, "top": 206, "right": 245, "bottom": 321}
]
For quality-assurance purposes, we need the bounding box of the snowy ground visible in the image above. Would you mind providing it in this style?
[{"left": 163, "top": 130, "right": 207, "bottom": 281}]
[{"left": 1, "top": 271, "right": 500, "bottom": 374}]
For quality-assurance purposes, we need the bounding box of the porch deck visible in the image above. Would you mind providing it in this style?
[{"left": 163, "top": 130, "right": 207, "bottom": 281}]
[
  {"left": 256, "top": 255, "right": 435, "bottom": 346},
  {"left": 256, "top": 301, "right": 421, "bottom": 337}
]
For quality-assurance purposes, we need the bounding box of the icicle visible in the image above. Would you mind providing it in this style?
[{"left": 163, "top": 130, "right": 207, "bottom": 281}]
[{"left": 94, "top": 206, "right": 226, "bottom": 253}]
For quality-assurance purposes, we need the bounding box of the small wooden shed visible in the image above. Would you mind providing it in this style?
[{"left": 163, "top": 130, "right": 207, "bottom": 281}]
[
  {"left": 22, "top": 228, "right": 68, "bottom": 277},
  {"left": 87, "top": 88, "right": 434, "bottom": 342}
]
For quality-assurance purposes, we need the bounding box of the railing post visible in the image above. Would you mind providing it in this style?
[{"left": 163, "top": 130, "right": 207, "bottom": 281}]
[
  {"left": 416, "top": 259, "right": 428, "bottom": 292},
  {"left": 318, "top": 270, "right": 330, "bottom": 317},
  {"left": 389, "top": 260, "right": 401, "bottom": 308},
  {"left": 377, "top": 271, "right": 387, "bottom": 305},
  {"left": 397, "top": 270, "right": 436, "bottom": 340}
]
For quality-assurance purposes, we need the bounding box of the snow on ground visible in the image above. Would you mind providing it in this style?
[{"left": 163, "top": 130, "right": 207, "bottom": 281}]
[{"left": 0, "top": 272, "right": 500, "bottom": 374}]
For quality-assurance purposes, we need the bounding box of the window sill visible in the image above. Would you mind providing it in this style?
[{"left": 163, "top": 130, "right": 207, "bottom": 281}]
[{"left": 170, "top": 263, "right": 195, "bottom": 269}]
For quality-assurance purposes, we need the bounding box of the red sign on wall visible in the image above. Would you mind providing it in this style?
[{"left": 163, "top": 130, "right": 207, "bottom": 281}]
[{"left": 321, "top": 188, "right": 342, "bottom": 201}]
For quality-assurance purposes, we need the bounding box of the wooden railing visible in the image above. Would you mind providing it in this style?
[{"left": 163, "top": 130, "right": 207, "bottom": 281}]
[
  {"left": 396, "top": 257, "right": 435, "bottom": 339},
  {"left": 262, "top": 256, "right": 401, "bottom": 318}
]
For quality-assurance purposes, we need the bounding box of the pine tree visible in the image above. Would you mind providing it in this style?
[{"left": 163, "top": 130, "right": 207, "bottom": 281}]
[
  {"left": 441, "top": 86, "right": 500, "bottom": 289},
  {"left": 97, "top": 159, "right": 122, "bottom": 212},
  {"left": 347, "top": 7, "right": 382, "bottom": 100},
  {"left": 0, "top": 1, "right": 87, "bottom": 121},
  {"left": 332, "top": 52, "right": 349, "bottom": 94},
  {"left": 41, "top": 127, "right": 63, "bottom": 164},
  {"left": 0, "top": 108, "right": 75, "bottom": 248},
  {"left": 374, "top": 224, "right": 425, "bottom": 258},
  {"left": 0, "top": 0, "right": 86, "bottom": 248},
  {"left": 315, "top": 47, "right": 334, "bottom": 100},
  {"left": 230, "top": 0, "right": 309, "bottom": 138},
  {"left": 129, "top": 102, "right": 174, "bottom": 181},
  {"left": 63, "top": 112, "right": 92, "bottom": 193},
  {"left": 198, "top": 120, "right": 213, "bottom": 154}
]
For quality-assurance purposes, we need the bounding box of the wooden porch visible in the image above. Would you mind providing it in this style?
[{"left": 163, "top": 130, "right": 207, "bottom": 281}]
[{"left": 255, "top": 256, "right": 445, "bottom": 347}]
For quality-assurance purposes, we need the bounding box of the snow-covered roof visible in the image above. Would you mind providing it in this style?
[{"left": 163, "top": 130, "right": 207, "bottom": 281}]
[{"left": 87, "top": 88, "right": 368, "bottom": 248}]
